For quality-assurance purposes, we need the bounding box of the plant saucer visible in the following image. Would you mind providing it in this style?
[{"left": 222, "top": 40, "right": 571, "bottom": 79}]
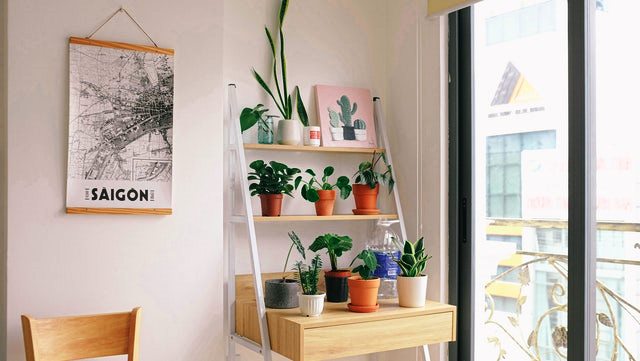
[
  {"left": 352, "top": 209, "right": 381, "bottom": 215},
  {"left": 347, "top": 303, "right": 380, "bottom": 313}
]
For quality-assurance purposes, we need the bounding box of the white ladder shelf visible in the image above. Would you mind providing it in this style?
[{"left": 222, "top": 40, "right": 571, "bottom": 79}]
[{"left": 223, "top": 84, "right": 431, "bottom": 361}]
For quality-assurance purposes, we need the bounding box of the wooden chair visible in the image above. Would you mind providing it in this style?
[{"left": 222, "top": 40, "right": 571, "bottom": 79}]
[{"left": 21, "top": 307, "right": 141, "bottom": 361}]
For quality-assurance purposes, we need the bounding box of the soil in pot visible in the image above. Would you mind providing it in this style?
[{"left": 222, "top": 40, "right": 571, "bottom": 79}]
[
  {"left": 315, "top": 190, "right": 336, "bottom": 216},
  {"left": 342, "top": 126, "right": 356, "bottom": 140},
  {"left": 347, "top": 276, "right": 380, "bottom": 313},
  {"left": 352, "top": 184, "right": 380, "bottom": 214},
  {"left": 259, "top": 194, "right": 283, "bottom": 216},
  {"left": 265, "top": 279, "right": 299, "bottom": 309},
  {"left": 324, "top": 270, "right": 351, "bottom": 302}
]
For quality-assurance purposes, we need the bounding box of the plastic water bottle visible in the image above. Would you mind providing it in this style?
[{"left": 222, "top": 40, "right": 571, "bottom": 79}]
[{"left": 367, "top": 219, "right": 402, "bottom": 299}]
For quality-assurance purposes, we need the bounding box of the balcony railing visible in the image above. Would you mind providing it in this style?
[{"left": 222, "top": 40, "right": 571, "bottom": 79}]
[{"left": 484, "top": 218, "right": 640, "bottom": 361}]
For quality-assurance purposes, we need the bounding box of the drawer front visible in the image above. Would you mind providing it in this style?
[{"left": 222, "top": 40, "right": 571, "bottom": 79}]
[{"left": 303, "top": 311, "right": 455, "bottom": 361}]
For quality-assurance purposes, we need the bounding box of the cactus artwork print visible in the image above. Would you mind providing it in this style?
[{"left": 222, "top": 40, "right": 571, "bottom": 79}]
[{"left": 315, "top": 85, "right": 377, "bottom": 148}]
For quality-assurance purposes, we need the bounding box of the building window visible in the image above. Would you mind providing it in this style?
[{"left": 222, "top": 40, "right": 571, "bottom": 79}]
[
  {"left": 487, "top": 130, "right": 557, "bottom": 218},
  {"left": 486, "top": 0, "right": 557, "bottom": 45}
]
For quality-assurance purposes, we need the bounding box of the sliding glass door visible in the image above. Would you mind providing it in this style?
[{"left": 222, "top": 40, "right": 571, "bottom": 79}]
[
  {"left": 472, "top": 1, "right": 570, "bottom": 360},
  {"left": 449, "top": 1, "right": 611, "bottom": 360},
  {"left": 594, "top": 2, "right": 640, "bottom": 359}
]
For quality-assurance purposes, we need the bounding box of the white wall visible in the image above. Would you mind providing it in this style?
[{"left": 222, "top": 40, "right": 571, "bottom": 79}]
[
  {"left": 3, "top": 1, "right": 448, "bottom": 360},
  {"left": 5, "top": 1, "right": 224, "bottom": 360}
]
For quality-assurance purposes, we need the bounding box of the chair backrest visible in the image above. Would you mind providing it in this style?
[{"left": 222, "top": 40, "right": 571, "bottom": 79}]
[{"left": 21, "top": 307, "right": 141, "bottom": 361}]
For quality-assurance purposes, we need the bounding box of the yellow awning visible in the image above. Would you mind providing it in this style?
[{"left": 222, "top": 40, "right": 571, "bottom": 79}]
[
  {"left": 428, "top": 0, "right": 482, "bottom": 17},
  {"left": 487, "top": 281, "right": 520, "bottom": 299}
]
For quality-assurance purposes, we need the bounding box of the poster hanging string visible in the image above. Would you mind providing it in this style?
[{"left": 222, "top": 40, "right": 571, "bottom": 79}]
[{"left": 86, "top": 6, "right": 159, "bottom": 48}]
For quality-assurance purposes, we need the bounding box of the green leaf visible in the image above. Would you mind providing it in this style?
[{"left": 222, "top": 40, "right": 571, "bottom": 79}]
[
  {"left": 305, "top": 169, "right": 316, "bottom": 177},
  {"left": 240, "top": 107, "right": 259, "bottom": 132},
  {"left": 294, "top": 176, "right": 302, "bottom": 190},
  {"left": 295, "top": 86, "right": 309, "bottom": 127},
  {"left": 306, "top": 188, "right": 319, "bottom": 202},
  {"left": 338, "top": 184, "right": 352, "bottom": 199},
  {"left": 403, "top": 241, "right": 414, "bottom": 256},
  {"left": 264, "top": 28, "right": 284, "bottom": 109},
  {"left": 401, "top": 254, "right": 416, "bottom": 266},
  {"left": 252, "top": 69, "right": 285, "bottom": 117},
  {"left": 249, "top": 160, "right": 265, "bottom": 170}
]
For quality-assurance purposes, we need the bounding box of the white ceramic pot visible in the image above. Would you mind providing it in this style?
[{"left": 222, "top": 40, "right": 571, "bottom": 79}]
[
  {"left": 354, "top": 129, "right": 367, "bottom": 141},
  {"left": 330, "top": 127, "right": 343, "bottom": 141},
  {"left": 298, "top": 292, "right": 325, "bottom": 316},
  {"left": 277, "top": 118, "right": 302, "bottom": 145},
  {"left": 304, "top": 126, "right": 321, "bottom": 146},
  {"left": 397, "top": 275, "right": 428, "bottom": 308}
]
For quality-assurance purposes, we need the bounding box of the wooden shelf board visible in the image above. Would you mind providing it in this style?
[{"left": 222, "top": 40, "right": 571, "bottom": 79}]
[
  {"left": 244, "top": 143, "right": 385, "bottom": 154},
  {"left": 253, "top": 214, "right": 398, "bottom": 222},
  {"left": 236, "top": 297, "right": 456, "bottom": 361}
]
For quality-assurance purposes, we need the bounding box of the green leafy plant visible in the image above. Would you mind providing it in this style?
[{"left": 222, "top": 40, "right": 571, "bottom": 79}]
[
  {"left": 294, "top": 166, "right": 351, "bottom": 202},
  {"left": 248, "top": 160, "right": 300, "bottom": 196},
  {"left": 281, "top": 231, "right": 306, "bottom": 281},
  {"left": 252, "top": 0, "right": 308, "bottom": 126},
  {"left": 349, "top": 249, "right": 379, "bottom": 280},
  {"left": 353, "top": 151, "right": 395, "bottom": 193},
  {"left": 394, "top": 238, "right": 432, "bottom": 277},
  {"left": 294, "top": 254, "right": 323, "bottom": 295},
  {"left": 308, "top": 234, "right": 353, "bottom": 272},
  {"left": 240, "top": 104, "right": 269, "bottom": 133}
]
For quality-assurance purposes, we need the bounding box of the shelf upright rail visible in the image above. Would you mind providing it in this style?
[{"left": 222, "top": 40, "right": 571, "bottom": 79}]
[
  {"left": 373, "top": 97, "right": 430, "bottom": 361},
  {"left": 225, "top": 84, "right": 273, "bottom": 361}
]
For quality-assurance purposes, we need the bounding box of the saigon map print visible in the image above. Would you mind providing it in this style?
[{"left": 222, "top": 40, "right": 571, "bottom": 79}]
[{"left": 67, "top": 38, "right": 174, "bottom": 211}]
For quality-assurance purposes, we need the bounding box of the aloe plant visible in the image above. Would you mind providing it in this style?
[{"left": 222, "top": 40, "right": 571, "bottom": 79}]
[
  {"left": 251, "top": 0, "right": 308, "bottom": 126},
  {"left": 294, "top": 254, "right": 323, "bottom": 295},
  {"left": 394, "top": 238, "right": 432, "bottom": 277}
]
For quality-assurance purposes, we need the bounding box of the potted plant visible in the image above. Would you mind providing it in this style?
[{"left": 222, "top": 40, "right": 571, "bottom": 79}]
[
  {"left": 294, "top": 166, "right": 352, "bottom": 216},
  {"left": 394, "top": 237, "right": 432, "bottom": 308},
  {"left": 247, "top": 160, "right": 300, "bottom": 216},
  {"left": 351, "top": 151, "right": 395, "bottom": 215},
  {"left": 347, "top": 249, "right": 380, "bottom": 313},
  {"left": 252, "top": 0, "right": 309, "bottom": 145},
  {"left": 265, "top": 232, "right": 306, "bottom": 309},
  {"left": 309, "top": 233, "right": 353, "bottom": 302},
  {"left": 294, "top": 254, "right": 325, "bottom": 317}
]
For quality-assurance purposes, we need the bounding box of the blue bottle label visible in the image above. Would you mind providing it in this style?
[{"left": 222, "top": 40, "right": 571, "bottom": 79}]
[{"left": 373, "top": 250, "right": 401, "bottom": 280}]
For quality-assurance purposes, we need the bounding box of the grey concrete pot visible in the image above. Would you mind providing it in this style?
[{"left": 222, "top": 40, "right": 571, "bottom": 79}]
[{"left": 265, "top": 279, "right": 299, "bottom": 309}]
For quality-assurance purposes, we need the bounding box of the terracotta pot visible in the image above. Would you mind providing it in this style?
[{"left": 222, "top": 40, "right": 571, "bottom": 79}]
[
  {"left": 259, "top": 194, "right": 283, "bottom": 216},
  {"left": 352, "top": 184, "right": 380, "bottom": 212},
  {"left": 397, "top": 275, "right": 428, "bottom": 308},
  {"left": 347, "top": 276, "right": 380, "bottom": 313},
  {"left": 314, "top": 190, "right": 336, "bottom": 216},
  {"left": 324, "top": 270, "right": 351, "bottom": 302}
]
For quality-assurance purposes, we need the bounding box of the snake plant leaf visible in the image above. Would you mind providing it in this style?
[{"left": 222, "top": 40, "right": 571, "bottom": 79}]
[
  {"left": 265, "top": 27, "right": 284, "bottom": 108},
  {"left": 252, "top": 68, "right": 285, "bottom": 116},
  {"left": 403, "top": 241, "right": 414, "bottom": 256},
  {"left": 295, "top": 86, "right": 309, "bottom": 127},
  {"left": 401, "top": 253, "right": 416, "bottom": 266}
]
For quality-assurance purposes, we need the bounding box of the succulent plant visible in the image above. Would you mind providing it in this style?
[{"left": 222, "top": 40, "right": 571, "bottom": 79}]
[
  {"left": 294, "top": 254, "right": 323, "bottom": 295},
  {"left": 354, "top": 119, "right": 366, "bottom": 130},
  {"left": 328, "top": 108, "right": 341, "bottom": 128},
  {"left": 336, "top": 95, "right": 357, "bottom": 127},
  {"left": 394, "top": 237, "right": 432, "bottom": 277}
]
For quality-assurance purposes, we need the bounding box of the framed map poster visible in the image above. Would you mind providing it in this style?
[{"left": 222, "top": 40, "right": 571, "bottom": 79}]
[{"left": 66, "top": 37, "right": 174, "bottom": 215}]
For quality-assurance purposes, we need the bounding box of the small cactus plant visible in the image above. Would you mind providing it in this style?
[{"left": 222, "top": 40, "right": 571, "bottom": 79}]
[
  {"left": 328, "top": 108, "right": 341, "bottom": 128},
  {"left": 354, "top": 119, "right": 366, "bottom": 130},
  {"left": 336, "top": 95, "right": 357, "bottom": 127}
]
